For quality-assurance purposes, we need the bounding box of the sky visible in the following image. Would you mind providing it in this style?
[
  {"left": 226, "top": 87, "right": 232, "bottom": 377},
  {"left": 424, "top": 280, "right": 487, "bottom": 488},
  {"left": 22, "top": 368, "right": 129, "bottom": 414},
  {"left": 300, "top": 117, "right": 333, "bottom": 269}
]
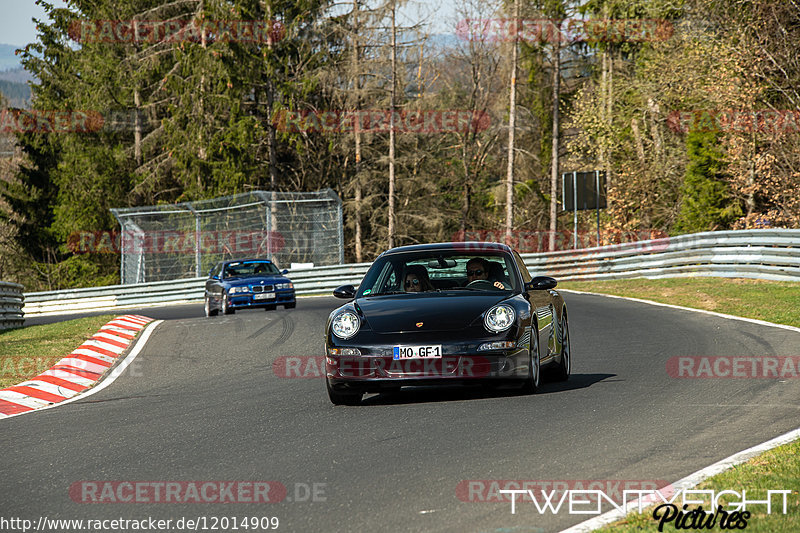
[
  {"left": 0, "top": 0, "right": 471, "bottom": 48},
  {"left": 1, "top": 0, "right": 68, "bottom": 47}
]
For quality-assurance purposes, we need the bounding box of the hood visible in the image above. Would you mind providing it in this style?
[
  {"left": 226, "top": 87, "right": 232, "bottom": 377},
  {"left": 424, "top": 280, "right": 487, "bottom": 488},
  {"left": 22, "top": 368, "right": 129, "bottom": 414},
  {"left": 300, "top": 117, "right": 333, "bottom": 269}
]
[
  {"left": 356, "top": 293, "right": 509, "bottom": 333},
  {"left": 226, "top": 275, "right": 288, "bottom": 287}
]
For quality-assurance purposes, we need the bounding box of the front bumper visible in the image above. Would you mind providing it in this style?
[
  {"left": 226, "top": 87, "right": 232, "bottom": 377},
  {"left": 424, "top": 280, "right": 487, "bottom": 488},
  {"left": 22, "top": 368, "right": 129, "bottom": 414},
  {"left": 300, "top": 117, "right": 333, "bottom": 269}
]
[
  {"left": 325, "top": 349, "right": 529, "bottom": 392},
  {"left": 228, "top": 289, "right": 295, "bottom": 308}
]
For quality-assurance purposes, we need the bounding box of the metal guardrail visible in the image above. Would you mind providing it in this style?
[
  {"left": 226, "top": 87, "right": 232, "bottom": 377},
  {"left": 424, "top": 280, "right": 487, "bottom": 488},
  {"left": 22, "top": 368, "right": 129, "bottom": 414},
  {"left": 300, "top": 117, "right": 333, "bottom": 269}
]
[
  {"left": 0, "top": 281, "right": 24, "bottom": 329},
  {"left": 522, "top": 229, "right": 800, "bottom": 282},
  {"left": 22, "top": 264, "right": 372, "bottom": 316},
  {"left": 21, "top": 229, "right": 800, "bottom": 316}
]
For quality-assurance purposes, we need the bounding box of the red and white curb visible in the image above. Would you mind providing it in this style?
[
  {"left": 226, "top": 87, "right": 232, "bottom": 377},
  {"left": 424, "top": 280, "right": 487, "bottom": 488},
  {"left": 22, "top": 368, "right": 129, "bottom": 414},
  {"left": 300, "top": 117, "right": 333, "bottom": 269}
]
[{"left": 0, "top": 314, "right": 155, "bottom": 418}]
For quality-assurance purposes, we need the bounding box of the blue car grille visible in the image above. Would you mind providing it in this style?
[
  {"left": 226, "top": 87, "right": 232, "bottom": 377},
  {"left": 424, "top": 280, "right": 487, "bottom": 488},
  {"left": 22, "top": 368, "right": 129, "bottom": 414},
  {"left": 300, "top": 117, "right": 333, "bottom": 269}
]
[{"left": 251, "top": 285, "right": 274, "bottom": 293}]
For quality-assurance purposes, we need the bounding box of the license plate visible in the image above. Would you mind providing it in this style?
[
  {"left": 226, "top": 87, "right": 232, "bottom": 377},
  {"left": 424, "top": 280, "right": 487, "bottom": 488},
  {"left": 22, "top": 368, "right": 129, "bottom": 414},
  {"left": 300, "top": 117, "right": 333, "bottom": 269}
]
[
  {"left": 253, "top": 292, "right": 275, "bottom": 300},
  {"left": 393, "top": 345, "right": 442, "bottom": 360}
]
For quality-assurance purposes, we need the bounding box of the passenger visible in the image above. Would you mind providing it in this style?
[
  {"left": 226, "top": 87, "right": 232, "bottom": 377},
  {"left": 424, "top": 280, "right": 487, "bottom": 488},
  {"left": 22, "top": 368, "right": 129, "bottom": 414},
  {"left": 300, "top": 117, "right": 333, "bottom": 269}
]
[
  {"left": 404, "top": 265, "right": 434, "bottom": 292},
  {"left": 465, "top": 257, "right": 505, "bottom": 289}
]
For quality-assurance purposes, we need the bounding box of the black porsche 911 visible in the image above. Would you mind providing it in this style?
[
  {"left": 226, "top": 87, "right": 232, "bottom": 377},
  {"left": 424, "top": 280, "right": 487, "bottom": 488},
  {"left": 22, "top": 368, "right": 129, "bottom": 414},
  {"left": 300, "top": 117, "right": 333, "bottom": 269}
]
[{"left": 325, "top": 242, "right": 571, "bottom": 405}]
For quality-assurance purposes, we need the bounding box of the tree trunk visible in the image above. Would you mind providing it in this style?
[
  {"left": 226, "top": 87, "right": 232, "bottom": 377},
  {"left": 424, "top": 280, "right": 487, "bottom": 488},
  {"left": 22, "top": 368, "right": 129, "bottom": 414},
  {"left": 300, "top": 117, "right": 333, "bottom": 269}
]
[
  {"left": 133, "top": 88, "right": 142, "bottom": 167},
  {"left": 387, "top": 1, "right": 396, "bottom": 249},
  {"left": 548, "top": 22, "right": 561, "bottom": 251},
  {"left": 504, "top": 0, "right": 519, "bottom": 245},
  {"left": 352, "top": 0, "right": 363, "bottom": 262}
]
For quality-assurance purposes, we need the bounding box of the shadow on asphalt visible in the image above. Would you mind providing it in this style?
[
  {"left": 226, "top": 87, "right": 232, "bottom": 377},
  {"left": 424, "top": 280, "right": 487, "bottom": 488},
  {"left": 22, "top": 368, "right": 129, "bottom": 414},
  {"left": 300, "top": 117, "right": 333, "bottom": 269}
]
[{"left": 360, "top": 373, "right": 616, "bottom": 406}]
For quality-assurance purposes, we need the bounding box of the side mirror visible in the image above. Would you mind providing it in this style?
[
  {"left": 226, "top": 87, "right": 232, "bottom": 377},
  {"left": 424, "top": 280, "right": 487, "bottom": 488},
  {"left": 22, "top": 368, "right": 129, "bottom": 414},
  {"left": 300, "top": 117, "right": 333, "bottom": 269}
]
[
  {"left": 281, "top": 269, "right": 289, "bottom": 275},
  {"left": 525, "top": 276, "right": 557, "bottom": 291},
  {"left": 211, "top": 275, "right": 220, "bottom": 280},
  {"left": 333, "top": 284, "right": 356, "bottom": 299}
]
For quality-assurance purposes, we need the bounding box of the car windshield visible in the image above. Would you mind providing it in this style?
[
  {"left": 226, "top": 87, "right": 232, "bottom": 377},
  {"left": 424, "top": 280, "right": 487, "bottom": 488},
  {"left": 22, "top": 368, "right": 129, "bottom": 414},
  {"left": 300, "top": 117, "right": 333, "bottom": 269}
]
[
  {"left": 223, "top": 261, "right": 280, "bottom": 278},
  {"left": 357, "top": 251, "right": 518, "bottom": 297}
]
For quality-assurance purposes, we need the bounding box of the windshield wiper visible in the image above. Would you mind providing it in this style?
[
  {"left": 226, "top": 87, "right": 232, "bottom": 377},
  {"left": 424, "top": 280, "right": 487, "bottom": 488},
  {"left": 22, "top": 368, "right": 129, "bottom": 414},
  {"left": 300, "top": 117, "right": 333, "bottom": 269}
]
[{"left": 369, "top": 290, "right": 406, "bottom": 296}]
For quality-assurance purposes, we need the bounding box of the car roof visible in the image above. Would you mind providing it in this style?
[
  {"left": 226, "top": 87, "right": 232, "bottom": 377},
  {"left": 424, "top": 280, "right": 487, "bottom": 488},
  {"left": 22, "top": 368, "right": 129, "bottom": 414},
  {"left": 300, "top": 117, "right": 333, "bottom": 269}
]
[
  {"left": 222, "top": 258, "right": 273, "bottom": 266},
  {"left": 380, "top": 241, "right": 513, "bottom": 256}
]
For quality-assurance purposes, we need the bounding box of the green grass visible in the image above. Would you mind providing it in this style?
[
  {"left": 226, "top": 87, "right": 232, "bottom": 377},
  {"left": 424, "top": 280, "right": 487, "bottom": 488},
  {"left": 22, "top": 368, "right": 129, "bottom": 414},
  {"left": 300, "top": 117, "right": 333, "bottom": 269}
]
[
  {"left": 598, "top": 440, "right": 800, "bottom": 532},
  {"left": 560, "top": 278, "right": 800, "bottom": 328},
  {"left": 0, "top": 315, "right": 118, "bottom": 388},
  {"left": 560, "top": 277, "right": 800, "bottom": 531}
]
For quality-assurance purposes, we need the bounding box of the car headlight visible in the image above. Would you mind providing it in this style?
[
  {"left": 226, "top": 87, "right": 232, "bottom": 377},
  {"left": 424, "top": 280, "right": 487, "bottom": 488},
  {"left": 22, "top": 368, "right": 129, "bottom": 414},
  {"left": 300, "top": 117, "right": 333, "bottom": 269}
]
[
  {"left": 276, "top": 282, "right": 293, "bottom": 289},
  {"left": 229, "top": 286, "right": 249, "bottom": 294},
  {"left": 484, "top": 304, "right": 516, "bottom": 333},
  {"left": 331, "top": 311, "right": 360, "bottom": 339}
]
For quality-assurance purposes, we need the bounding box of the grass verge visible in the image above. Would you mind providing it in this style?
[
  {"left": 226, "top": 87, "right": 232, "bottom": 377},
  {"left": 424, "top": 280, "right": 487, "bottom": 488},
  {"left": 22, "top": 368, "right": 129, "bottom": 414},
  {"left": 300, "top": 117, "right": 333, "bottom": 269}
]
[
  {"left": 598, "top": 439, "right": 800, "bottom": 532},
  {"left": 0, "top": 315, "right": 118, "bottom": 389},
  {"left": 560, "top": 277, "right": 800, "bottom": 531},
  {"left": 560, "top": 277, "right": 800, "bottom": 328}
]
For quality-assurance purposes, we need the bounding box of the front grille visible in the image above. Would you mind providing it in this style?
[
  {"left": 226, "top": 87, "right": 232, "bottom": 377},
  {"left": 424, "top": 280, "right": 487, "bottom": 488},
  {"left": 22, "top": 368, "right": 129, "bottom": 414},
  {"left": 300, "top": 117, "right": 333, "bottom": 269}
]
[{"left": 251, "top": 285, "right": 273, "bottom": 292}]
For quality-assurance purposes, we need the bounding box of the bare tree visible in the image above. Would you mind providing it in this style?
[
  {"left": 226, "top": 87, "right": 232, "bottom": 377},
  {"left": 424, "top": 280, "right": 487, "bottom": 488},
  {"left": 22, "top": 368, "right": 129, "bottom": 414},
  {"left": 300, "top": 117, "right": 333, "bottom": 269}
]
[{"left": 505, "top": 0, "right": 520, "bottom": 244}]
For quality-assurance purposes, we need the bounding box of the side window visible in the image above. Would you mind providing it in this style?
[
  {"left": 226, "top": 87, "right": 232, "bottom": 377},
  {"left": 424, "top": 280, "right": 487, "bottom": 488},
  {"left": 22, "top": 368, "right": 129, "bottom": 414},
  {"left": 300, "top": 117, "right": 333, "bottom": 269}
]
[
  {"left": 370, "top": 261, "right": 400, "bottom": 294},
  {"left": 514, "top": 251, "right": 531, "bottom": 283},
  {"left": 386, "top": 270, "right": 398, "bottom": 291}
]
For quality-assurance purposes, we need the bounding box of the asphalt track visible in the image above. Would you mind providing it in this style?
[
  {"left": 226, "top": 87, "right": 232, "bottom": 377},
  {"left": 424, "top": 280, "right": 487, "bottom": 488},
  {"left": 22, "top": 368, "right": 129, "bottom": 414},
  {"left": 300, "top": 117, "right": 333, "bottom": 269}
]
[{"left": 3, "top": 294, "right": 800, "bottom": 533}]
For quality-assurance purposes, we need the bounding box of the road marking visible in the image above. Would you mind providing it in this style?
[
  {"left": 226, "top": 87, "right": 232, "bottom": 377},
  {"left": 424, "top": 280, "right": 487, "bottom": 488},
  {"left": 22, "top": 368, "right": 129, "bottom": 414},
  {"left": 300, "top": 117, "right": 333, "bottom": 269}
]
[
  {"left": 558, "top": 425, "right": 800, "bottom": 532},
  {"left": 558, "top": 289, "right": 800, "bottom": 533},
  {"left": 0, "top": 319, "right": 162, "bottom": 420},
  {"left": 559, "top": 289, "right": 800, "bottom": 334}
]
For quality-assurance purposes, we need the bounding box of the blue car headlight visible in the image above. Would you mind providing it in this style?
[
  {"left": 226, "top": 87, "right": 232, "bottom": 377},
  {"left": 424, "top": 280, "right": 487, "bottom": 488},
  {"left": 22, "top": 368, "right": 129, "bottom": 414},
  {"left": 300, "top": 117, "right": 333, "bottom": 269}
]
[
  {"left": 229, "top": 286, "right": 249, "bottom": 294},
  {"left": 484, "top": 304, "right": 515, "bottom": 333},
  {"left": 331, "top": 311, "right": 360, "bottom": 339},
  {"left": 275, "top": 282, "right": 294, "bottom": 289}
]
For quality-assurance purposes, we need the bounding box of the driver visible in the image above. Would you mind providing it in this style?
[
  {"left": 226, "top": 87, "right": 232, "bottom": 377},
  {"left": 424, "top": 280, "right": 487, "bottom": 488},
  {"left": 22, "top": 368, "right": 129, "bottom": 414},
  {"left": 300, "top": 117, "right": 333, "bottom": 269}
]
[{"left": 466, "top": 258, "right": 505, "bottom": 289}]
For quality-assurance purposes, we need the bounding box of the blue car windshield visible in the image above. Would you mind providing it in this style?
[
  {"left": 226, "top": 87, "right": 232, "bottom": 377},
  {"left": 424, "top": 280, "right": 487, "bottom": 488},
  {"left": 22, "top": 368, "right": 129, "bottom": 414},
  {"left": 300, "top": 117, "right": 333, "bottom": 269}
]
[{"left": 223, "top": 261, "right": 280, "bottom": 278}]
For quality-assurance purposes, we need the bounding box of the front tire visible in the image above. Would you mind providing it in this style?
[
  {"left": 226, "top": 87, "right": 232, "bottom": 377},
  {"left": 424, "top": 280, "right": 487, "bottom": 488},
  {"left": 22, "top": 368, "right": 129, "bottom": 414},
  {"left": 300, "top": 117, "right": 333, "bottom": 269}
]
[
  {"left": 205, "top": 295, "right": 218, "bottom": 317},
  {"left": 326, "top": 379, "right": 362, "bottom": 406},
  {"left": 553, "top": 311, "right": 571, "bottom": 381},
  {"left": 222, "top": 294, "right": 235, "bottom": 315},
  {"left": 284, "top": 301, "right": 296, "bottom": 309},
  {"left": 520, "top": 328, "right": 541, "bottom": 394}
]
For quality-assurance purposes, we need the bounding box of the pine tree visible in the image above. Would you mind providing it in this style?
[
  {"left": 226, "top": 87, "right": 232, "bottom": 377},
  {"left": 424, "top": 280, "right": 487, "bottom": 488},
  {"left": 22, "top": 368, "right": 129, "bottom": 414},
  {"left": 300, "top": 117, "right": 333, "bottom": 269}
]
[{"left": 674, "top": 128, "right": 741, "bottom": 233}]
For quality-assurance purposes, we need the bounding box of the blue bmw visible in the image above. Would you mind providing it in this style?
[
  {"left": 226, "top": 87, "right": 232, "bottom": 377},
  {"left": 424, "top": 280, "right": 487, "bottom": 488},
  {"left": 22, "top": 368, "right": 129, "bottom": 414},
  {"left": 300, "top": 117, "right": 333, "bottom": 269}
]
[{"left": 204, "top": 259, "right": 296, "bottom": 316}]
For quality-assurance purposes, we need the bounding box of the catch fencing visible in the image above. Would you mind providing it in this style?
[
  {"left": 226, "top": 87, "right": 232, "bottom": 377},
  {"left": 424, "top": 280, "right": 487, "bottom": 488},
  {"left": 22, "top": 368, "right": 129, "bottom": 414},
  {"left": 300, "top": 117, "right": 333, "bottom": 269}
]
[
  {"left": 110, "top": 189, "right": 343, "bottom": 284},
  {"left": 0, "top": 281, "right": 24, "bottom": 329},
  {"left": 22, "top": 229, "right": 800, "bottom": 316}
]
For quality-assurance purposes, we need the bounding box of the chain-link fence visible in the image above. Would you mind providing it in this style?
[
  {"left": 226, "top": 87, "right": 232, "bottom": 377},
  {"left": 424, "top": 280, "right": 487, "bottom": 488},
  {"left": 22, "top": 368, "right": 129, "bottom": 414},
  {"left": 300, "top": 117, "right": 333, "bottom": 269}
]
[{"left": 110, "top": 189, "right": 343, "bottom": 284}]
